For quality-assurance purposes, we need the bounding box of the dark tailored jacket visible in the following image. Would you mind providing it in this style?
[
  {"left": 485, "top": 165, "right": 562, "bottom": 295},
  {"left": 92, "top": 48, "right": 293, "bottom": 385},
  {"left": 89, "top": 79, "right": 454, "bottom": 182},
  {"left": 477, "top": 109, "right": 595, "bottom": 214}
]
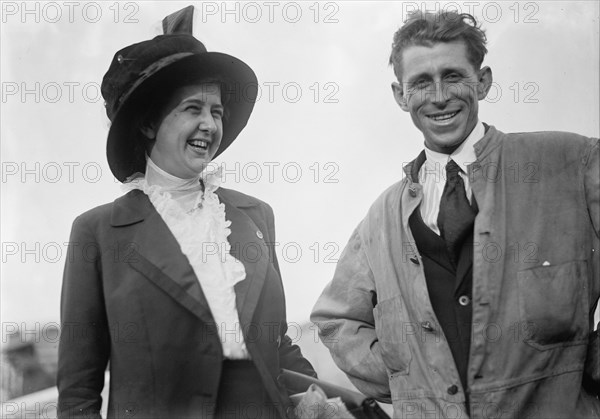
[{"left": 58, "top": 187, "right": 316, "bottom": 419}]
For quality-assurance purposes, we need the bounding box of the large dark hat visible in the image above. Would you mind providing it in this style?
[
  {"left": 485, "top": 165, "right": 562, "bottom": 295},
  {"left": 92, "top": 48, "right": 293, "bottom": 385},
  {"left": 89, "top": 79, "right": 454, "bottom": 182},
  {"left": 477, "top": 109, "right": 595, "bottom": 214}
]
[{"left": 101, "top": 6, "right": 258, "bottom": 182}]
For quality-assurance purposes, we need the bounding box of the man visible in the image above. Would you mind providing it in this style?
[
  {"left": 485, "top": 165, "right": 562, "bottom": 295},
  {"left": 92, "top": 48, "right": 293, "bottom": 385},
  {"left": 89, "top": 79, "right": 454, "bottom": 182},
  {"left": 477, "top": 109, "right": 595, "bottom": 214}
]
[{"left": 311, "top": 11, "right": 599, "bottom": 418}]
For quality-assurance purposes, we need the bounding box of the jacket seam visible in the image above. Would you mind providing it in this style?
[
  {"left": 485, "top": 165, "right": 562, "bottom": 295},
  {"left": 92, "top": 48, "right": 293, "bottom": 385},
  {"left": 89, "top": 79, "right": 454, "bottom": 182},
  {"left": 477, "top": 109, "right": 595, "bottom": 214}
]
[{"left": 469, "top": 364, "right": 585, "bottom": 394}]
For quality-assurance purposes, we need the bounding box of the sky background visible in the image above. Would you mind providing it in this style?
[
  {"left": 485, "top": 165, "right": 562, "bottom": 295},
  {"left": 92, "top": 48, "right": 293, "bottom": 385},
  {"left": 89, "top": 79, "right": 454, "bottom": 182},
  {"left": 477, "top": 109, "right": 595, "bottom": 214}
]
[{"left": 1, "top": 1, "right": 599, "bottom": 336}]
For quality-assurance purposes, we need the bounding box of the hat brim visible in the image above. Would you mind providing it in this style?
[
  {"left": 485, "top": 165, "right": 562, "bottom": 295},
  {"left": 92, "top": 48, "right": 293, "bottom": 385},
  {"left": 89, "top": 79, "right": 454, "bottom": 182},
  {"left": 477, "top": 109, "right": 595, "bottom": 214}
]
[{"left": 107, "top": 52, "right": 258, "bottom": 182}]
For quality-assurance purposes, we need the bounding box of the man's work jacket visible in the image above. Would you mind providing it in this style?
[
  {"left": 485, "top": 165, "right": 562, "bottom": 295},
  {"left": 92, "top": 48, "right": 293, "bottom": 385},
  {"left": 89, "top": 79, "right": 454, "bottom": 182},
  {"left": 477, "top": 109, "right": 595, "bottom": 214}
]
[{"left": 312, "top": 126, "right": 600, "bottom": 418}]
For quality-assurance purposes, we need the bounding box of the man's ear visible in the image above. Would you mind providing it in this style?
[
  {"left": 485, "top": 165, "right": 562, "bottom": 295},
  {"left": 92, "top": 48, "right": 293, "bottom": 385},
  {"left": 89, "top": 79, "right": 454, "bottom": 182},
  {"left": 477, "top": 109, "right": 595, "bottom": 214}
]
[
  {"left": 477, "top": 66, "right": 493, "bottom": 100},
  {"left": 391, "top": 81, "right": 409, "bottom": 112}
]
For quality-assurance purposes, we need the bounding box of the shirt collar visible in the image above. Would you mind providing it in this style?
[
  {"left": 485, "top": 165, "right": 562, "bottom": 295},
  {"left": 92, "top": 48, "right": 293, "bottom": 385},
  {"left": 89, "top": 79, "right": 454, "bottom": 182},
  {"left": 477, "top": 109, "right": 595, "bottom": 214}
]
[
  {"left": 145, "top": 156, "right": 203, "bottom": 192},
  {"left": 424, "top": 120, "right": 484, "bottom": 172}
]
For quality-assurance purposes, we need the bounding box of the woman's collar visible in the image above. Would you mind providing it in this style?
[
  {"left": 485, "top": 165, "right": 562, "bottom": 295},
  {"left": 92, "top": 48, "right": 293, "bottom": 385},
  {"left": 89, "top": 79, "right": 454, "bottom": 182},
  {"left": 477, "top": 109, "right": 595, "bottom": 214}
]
[{"left": 145, "top": 156, "right": 203, "bottom": 192}]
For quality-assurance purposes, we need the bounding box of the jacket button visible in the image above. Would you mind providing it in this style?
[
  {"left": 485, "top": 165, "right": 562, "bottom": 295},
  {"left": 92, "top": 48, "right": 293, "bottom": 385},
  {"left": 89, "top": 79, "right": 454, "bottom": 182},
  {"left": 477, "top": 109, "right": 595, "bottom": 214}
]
[
  {"left": 447, "top": 385, "right": 459, "bottom": 395},
  {"left": 256, "top": 230, "right": 263, "bottom": 239},
  {"left": 421, "top": 321, "right": 434, "bottom": 332},
  {"left": 409, "top": 187, "right": 417, "bottom": 197},
  {"left": 409, "top": 256, "right": 420, "bottom": 265},
  {"left": 458, "top": 295, "right": 471, "bottom": 306}
]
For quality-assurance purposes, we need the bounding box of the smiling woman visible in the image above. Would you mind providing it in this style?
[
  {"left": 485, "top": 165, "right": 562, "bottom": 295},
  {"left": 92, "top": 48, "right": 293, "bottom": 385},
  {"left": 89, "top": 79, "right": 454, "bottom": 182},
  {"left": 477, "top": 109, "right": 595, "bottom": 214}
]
[
  {"left": 1, "top": 2, "right": 599, "bottom": 417},
  {"left": 142, "top": 83, "right": 225, "bottom": 179},
  {"left": 56, "top": 6, "right": 316, "bottom": 419}
]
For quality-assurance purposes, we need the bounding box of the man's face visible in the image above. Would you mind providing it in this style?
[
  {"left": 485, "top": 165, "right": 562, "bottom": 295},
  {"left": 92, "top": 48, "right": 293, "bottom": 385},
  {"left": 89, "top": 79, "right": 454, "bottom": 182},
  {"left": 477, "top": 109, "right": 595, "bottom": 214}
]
[{"left": 392, "top": 41, "right": 492, "bottom": 154}]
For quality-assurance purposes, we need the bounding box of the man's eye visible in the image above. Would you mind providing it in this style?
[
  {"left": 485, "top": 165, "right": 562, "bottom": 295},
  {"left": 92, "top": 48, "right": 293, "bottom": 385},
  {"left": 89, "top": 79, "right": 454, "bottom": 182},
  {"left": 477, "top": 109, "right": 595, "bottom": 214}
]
[
  {"left": 445, "top": 73, "right": 461, "bottom": 82},
  {"left": 212, "top": 109, "right": 224, "bottom": 118},
  {"left": 185, "top": 105, "right": 200, "bottom": 112},
  {"left": 410, "top": 80, "right": 428, "bottom": 90}
]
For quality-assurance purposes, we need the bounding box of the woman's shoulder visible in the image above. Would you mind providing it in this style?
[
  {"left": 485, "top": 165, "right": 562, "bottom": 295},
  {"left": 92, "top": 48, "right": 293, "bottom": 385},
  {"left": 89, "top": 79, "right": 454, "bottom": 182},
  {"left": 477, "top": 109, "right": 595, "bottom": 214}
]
[
  {"left": 73, "top": 189, "right": 147, "bottom": 227},
  {"left": 216, "top": 187, "right": 271, "bottom": 211}
]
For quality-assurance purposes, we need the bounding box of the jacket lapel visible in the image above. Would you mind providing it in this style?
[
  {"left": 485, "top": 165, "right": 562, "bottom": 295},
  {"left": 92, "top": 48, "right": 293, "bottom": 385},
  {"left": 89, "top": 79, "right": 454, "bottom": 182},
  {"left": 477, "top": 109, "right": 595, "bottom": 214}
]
[
  {"left": 111, "top": 189, "right": 270, "bottom": 329},
  {"left": 111, "top": 190, "right": 215, "bottom": 325},
  {"left": 217, "top": 189, "right": 269, "bottom": 327}
]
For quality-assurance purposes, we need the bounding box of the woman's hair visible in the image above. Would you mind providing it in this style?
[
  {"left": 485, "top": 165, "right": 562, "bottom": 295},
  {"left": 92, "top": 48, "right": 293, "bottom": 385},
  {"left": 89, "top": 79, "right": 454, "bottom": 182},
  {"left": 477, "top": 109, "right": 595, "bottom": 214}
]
[
  {"left": 389, "top": 11, "right": 488, "bottom": 80},
  {"left": 138, "top": 75, "right": 232, "bottom": 134}
]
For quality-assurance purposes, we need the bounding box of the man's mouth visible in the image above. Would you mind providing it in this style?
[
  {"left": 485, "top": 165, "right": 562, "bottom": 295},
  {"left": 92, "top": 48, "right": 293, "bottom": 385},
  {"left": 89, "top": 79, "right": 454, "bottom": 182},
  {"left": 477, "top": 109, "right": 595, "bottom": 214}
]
[
  {"left": 427, "top": 110, "right": 460, "bottom": 122},
  {"left": 187, "top": 139, "right": 209, "bottom": 151}
]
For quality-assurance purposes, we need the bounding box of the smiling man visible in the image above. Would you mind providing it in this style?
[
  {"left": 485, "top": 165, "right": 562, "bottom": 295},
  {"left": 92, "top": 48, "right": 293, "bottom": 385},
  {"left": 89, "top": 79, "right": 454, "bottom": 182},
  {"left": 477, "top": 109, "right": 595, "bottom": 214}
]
[{"left": 312, "top": 11, "right": 600, "bottom": 418}]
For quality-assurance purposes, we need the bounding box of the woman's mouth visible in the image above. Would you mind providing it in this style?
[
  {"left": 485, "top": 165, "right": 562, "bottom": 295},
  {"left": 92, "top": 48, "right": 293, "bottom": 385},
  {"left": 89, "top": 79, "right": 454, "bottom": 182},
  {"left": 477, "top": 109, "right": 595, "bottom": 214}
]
[{"left": 187, "top": 139, "right": 209, "bottom": 151}]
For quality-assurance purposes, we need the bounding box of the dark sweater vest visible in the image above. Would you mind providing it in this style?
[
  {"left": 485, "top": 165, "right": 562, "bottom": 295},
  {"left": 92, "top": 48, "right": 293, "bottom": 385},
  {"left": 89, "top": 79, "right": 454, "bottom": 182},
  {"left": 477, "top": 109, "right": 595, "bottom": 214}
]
[{"left": 408, "top": 151, "right": 475, "bottom": 393}]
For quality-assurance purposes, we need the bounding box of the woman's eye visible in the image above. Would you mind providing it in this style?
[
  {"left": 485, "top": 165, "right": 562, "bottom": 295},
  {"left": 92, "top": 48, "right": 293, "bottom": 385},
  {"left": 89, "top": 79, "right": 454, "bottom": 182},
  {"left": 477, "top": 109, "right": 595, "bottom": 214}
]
[
  {"left": 212, "top": 109, "right": 224, "bottom": 118},
  {"left": 185, "top": 105, "right": 200, "bottom": 112}
]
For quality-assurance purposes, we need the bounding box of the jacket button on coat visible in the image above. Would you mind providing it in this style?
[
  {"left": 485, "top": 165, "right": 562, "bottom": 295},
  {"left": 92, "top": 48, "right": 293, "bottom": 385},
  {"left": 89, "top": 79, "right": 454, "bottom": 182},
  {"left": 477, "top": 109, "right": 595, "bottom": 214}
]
[
  {"left": 256, "top": 230, "right": 263, "bottom": 239},
  {"left": 458, "top": 295, "right": 471, "bottom": 306},
  {"left": 447, "top": 385, "right": 459, "bottom": 395},
  {"left": 421, "top": 321, "right": 434, "bottom": 331}
]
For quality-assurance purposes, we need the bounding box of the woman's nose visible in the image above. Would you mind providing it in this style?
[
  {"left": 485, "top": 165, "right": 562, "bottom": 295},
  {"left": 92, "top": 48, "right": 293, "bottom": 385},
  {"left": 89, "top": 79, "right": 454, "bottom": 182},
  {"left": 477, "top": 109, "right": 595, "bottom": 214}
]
[{"left": 198, "top": 111, "right": 217, "bottom": 133}]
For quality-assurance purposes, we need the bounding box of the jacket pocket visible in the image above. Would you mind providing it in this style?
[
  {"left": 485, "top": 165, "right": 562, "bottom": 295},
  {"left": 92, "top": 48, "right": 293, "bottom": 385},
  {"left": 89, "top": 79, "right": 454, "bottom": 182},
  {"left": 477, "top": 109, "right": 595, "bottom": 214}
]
[
  {"left": 517, "top": 260, "right": 589, "bottom": 350},
  {"left": 373, "top": 296, "right": 412, "bottom": 375}
]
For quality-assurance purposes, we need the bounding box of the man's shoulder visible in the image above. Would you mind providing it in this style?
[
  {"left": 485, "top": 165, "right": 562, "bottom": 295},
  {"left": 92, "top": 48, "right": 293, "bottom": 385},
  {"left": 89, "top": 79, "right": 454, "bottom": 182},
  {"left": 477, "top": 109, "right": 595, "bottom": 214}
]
[
  {"left": 499, "top": 129, "right": 597, "bottom": 148},
  {"left": 482, "top": 127, "right": 598, "bottom": 162},
  {"left": 365, "top": 178, "right": 409, "bottom": 217}
]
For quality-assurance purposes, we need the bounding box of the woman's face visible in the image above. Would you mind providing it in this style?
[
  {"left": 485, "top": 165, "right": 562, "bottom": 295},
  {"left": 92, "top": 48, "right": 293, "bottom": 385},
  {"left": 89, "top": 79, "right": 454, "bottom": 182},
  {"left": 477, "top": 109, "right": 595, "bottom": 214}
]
[{"left": 144, "top": 83, "right": 224, "bottom": 178}]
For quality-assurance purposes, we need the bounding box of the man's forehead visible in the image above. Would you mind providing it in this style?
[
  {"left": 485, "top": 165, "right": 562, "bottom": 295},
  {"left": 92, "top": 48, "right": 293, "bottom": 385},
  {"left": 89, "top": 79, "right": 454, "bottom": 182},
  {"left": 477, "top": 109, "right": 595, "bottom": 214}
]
[{"left": 400, "top": 41, "right": 473, "bottom": 80}]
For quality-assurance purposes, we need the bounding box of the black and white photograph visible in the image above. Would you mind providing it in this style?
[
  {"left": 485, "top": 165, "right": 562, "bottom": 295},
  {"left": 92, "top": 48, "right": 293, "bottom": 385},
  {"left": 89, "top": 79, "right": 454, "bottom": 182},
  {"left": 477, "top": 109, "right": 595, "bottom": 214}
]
[{"left": 1, "top": 1, "right": 599, "bottom": 418}]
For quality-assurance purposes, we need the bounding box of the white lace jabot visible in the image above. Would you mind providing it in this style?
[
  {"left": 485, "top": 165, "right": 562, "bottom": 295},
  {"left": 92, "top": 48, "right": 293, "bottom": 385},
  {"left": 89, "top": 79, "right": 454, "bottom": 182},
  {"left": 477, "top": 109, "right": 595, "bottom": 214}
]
[{"left": 123, "top": 158, "right": 250, "bottom": 359}]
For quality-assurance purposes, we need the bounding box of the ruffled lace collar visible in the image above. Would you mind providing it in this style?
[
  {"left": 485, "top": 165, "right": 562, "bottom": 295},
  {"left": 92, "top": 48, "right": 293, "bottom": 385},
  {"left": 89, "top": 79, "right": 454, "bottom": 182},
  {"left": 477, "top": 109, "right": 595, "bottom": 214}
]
[
  {"left": 123, "top": 158, "right": 223, "bottom": 212},
  {"left": 120, "top": 157, "right": 249, "bottom": 359}
]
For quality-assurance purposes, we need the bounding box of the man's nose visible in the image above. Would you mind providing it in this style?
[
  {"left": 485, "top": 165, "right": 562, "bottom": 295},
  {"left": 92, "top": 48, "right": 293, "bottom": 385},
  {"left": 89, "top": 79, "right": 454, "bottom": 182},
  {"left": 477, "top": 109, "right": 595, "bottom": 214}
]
[{"left": 428, "top": 82, "right": 450, "bottom": 105}]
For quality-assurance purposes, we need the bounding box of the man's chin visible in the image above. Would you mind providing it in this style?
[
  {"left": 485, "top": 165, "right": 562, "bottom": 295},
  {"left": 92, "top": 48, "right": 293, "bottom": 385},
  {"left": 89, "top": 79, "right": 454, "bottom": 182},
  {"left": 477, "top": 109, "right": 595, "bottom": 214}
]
[{"left": 425, "top": 133, "right": 466, "bottom": 153}]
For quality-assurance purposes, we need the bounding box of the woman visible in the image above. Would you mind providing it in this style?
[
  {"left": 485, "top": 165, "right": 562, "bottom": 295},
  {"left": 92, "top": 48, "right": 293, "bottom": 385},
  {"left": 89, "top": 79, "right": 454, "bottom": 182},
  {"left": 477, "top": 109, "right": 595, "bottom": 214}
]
[{"left": 57, "top": 7, "right": 315, "bottom": 419}]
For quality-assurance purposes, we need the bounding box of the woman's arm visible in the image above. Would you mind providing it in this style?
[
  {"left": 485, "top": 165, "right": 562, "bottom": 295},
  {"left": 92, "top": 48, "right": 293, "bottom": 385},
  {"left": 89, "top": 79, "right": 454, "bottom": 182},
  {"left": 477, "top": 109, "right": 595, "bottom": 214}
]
[
  {"left": 263, "top": 203, "right": 317, "bottom": 378},
  {"left": 57, "top": 215, "right": 110, "bottom": 419}
]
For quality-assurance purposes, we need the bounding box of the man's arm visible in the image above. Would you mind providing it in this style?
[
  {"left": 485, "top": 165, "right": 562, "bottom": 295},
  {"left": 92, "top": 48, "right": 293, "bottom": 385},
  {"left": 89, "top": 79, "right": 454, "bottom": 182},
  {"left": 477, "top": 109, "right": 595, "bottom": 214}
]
[
  {"left": 311, "top": 225, "right": 391, "bottom": 401},
  {"left": 584, "top": 138, "right": 600, "bottom": 392}
]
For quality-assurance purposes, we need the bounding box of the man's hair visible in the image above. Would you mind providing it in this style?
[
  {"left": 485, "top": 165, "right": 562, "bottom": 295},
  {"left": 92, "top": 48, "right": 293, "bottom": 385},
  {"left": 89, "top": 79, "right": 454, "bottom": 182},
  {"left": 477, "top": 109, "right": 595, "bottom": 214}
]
[{"left": 389, "top": 11, "right": 488, "bottom": 81}]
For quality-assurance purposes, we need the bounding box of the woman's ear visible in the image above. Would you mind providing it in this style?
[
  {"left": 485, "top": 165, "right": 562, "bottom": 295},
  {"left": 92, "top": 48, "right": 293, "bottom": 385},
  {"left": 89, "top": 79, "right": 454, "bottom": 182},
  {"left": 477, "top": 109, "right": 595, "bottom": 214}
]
[
  {"left": 140, "top": 122, "right": 156, "bottom": 140},
  {"left": 139, "top": 117, "right": 157, "bottom": 155}
]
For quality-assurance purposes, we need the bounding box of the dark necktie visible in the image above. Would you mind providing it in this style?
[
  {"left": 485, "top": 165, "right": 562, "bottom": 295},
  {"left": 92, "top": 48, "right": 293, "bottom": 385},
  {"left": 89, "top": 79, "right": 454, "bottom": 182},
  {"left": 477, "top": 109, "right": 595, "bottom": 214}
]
[{"left": 437, "top": 159, "right": 476, "bottom": 265}]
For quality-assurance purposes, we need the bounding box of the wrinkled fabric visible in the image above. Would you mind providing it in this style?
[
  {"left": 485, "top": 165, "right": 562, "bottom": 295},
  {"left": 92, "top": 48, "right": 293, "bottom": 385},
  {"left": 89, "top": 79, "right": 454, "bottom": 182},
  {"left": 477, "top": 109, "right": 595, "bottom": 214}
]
[{"left": 312, "top": 126, "right": 600, "bottom": 418}]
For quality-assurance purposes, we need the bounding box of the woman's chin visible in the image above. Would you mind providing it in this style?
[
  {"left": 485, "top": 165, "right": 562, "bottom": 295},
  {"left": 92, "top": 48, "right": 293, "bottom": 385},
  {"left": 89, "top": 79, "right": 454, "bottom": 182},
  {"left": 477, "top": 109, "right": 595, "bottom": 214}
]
[{"left": 185, "top": 161, "right": 210, "bottom": 176}]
